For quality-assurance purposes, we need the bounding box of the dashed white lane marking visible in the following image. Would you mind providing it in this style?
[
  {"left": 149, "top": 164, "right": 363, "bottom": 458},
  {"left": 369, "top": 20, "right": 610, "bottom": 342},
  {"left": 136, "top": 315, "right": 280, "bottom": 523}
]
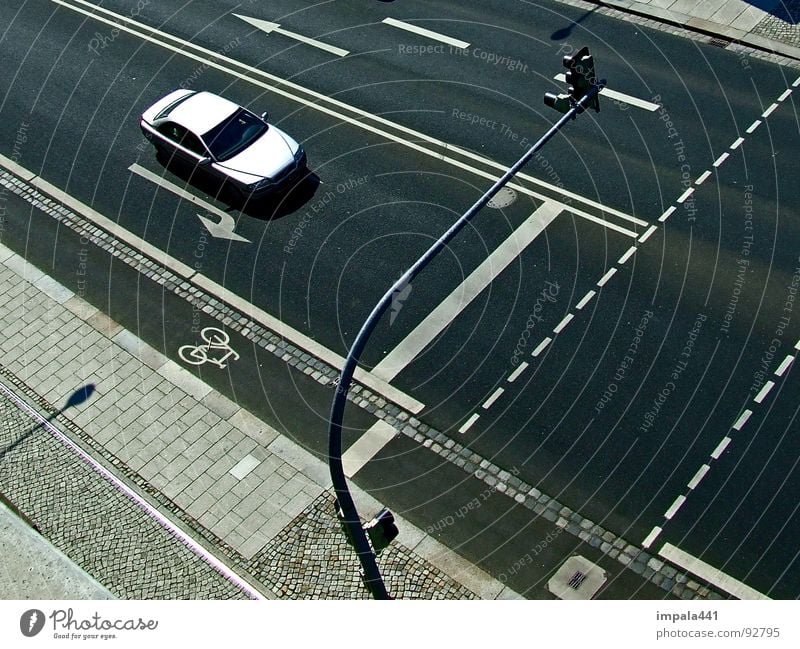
[
  {"left": 792, "top": 77, "right": 800, "bottom": 87},
  {"left": 507, "top": 362, "right": 529, "bottom": 382},
  {"left": 776, "top": 354, "right": 794, "bottom": 377},
  {"left": 382, "top": 17, "right": 470, "bottom": 49},
  {"left": 695, "top": 170, "right": 712, "bottom": 185},
  {"left": 642, "top": 526, "right": 662, "bottom": 549},
  {"left": 731, "top": 137, "right": 745, "bottom": 149},
  {"left": 482, "top": 387, "right": 505, "bottom": 409},
  {"left": 234, "top": 14, "right": 349, "bottom": 57},
  {"left": 618, "top": 245, "right": 637, "bottom": 265},
  {"left": 778, "top": 88, "right": 792, "bottom": 101},
  {"left": 732, "top": 409, "right": 753, "bottom": 431},
  {"left": 553, "top": 314, "right": 574, "bottom": 335},
  {"left": 762, "top": 102, "right": 779, "bottom": 118},
  {"left": 711, "top": 436, "right": 731, "bottom": 460},
  {"left": 553, "top": 74, "right": 659, "bottom": 111},
  {"left": 459, "top": 413, "right": 480, "bottom": 434},
  {"left": 687, "top": 464, "right": 710, "bottom": 490},
  {"left": 532, "top": 337, "right": 552, "bottom": 356},
  {"left": 597, "top": 267, "right": 617, "bottom": 287},
  {"left": 575, "top": 290, "right": 596, "bottom": 310},
  {"left": 795, "top": 338, "right": 800, "bottom": 351},
  {"left": 746, "top": 119, "right": 761, "bottom": 134},
  {"left": 713, "top": 152, "right": 729, "bottom": 168},
  {"left": 677, "top": 187, "right": 695, "bottom": 203},
  {"left": 342, "top": 420, "right": 398, "bottom": 477},
  {"left": 664, "top": 495, "right": 687, "bottom": 520},
  {"left": 754, "top": 381, "right": 776, "bottom": 404},
  {"left": 374, "top": 202, "right": 562, "bottom": 382},
  {"left": 658, "top": 206, "right": 675, "bottom": 222},
  {"left": 638, "top": 224, "right": 657, "bottom": 243},
  {"left": 659, "top": 543, "right": 771, "bottom": 600}
]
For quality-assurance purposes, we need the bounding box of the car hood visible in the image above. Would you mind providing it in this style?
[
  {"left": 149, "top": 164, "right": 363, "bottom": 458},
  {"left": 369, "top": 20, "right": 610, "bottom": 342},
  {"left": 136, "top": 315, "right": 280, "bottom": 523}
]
[{"left": 216, "top": 126, "right": 299, "bottom": 182}]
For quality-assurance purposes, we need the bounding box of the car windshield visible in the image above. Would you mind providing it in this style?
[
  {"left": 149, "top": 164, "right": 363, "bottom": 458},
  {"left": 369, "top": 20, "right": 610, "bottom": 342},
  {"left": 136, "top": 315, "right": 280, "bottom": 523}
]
[{"left": 202, "top": 108, "right": 267, "bottom": 161}]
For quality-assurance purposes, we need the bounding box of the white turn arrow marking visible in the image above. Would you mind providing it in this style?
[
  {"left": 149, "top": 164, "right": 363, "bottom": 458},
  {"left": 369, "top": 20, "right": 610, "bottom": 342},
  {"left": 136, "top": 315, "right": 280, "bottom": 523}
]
[
  {"left": 234, "top": 13, "right": 349, "bottom": 57},
  {"left": 128, "top": 163, "right": 250, "bottom": 243}
]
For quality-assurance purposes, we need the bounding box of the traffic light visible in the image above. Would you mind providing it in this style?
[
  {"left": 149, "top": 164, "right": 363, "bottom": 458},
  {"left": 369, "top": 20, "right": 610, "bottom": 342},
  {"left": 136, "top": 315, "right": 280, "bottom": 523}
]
[
  {"left": 363, "top": 508, "right": 399, "bottom": 554},
  {"left": 544, "top": 46, "right": 601, "bottom": 114},
  {"left": 564, "top": 46, "right": 600, "bottom": 112}
]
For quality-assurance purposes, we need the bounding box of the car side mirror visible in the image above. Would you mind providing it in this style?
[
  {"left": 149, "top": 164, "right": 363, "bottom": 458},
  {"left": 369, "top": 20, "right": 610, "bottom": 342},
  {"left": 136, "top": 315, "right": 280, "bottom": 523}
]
[{"left": 261, "top": 111, "right": 269, "bottom": 122}]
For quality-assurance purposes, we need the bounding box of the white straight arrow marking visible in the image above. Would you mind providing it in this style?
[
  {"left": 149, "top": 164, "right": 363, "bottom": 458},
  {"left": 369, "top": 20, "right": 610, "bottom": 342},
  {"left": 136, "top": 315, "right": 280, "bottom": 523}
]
[{"left": 234, "top": 14, "right": 349, "bottom": 57}]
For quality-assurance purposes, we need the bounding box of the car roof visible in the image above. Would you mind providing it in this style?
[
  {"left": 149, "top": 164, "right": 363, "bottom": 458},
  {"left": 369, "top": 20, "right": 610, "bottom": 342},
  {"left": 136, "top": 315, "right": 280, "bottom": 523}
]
[{"left": 167, "top": 91, "right": 240, "bottom": 135}]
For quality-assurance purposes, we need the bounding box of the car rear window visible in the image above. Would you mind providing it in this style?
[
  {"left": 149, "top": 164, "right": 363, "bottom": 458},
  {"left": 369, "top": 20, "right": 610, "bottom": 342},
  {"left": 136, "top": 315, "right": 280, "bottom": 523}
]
[{"left": 202, "top": 109, "right": 268, "bottom": 161}]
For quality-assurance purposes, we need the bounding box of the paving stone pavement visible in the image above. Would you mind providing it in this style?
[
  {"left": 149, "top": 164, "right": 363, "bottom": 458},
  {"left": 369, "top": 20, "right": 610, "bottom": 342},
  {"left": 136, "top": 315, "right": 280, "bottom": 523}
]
[
  {"left": 0, "top": 243, "right": 506, "bottom": 599},
  {"left": 752, "top": 1, "right": 800, "bottom": 46}
]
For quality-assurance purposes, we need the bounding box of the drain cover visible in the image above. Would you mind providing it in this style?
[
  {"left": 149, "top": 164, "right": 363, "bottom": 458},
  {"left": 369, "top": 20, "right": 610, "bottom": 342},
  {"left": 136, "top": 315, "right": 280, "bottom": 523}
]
[
  {"left": 548, "top": 555, "right": 607, "bottom": 600},
  {"left": 488, "top": 187, "right": 517, "bottom": 208}
]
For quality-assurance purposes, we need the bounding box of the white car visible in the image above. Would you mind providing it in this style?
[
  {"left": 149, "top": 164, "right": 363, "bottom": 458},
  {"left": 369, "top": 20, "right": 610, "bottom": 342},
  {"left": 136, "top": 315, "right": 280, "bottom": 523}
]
[{"left": 140, "top": 89, "right": 306, "bottom": 197}]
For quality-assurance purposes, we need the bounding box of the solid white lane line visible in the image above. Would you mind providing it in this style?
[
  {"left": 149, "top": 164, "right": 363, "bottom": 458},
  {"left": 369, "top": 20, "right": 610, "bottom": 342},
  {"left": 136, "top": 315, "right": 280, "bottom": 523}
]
[
  {"left": 553, "top": 74, "right": 659, "bottom": 111},
  {"left": 27, "top": 173, "right": 196, "bottom": 280},
  {"left": 754, "top": 381, "right": 775, "bottom": 404},
  {"left": 713, "top": 152, "right": 730, "bottom": 167},
  {"left": 642, "top": 526, "right": 662, "bottom": 549},
  {"left": 234, "top": 14, "right": 349, "bottom": 57},
  {"left": 762, "top": 102, "right": 779, "bottom": 118},
  {"left": 575, "top": 290, "right": 596, "bottom": 310},
  {"left": 508, "top": 362, "right": 529, "bottom": 382},
  {"left": 677, "top": 187, "right": 694, "bottom": 203},
  {"left": 687, "top": 464, "right": 710, "bottom": 490},
  {"left": 459, "top": 413, "right": 480, "bottom": 434},
  {"left": 482, "top": 387, "right": 505, "bottom": 409},
  {"left": 55, "top": 0, "right": 643, "bottom": 234},
  {"left": 731, "top": 137, "right": 745, "bottom": 149},
  {"left": 659, "top": 543, "right": 771, "bottom": 600},
  {"left": 776, "top": 355, "right": 794, "bottom": 377},
  {"left": 746, "top": 119, "right": 761, "bottom": 134},
  {"left": 190, "top": 274, "right": 424, "bottom": 414},
  {"left": 733, "top": 409, "right": 753, "bottom": 431},
  {"left": 711, "top": 437, "right": 731, "bottom": 459},
  {"left": 532, "top": 337, "right": 552, "bottom": 356},
  {"left": 342, "top": 420, "right": 398, "bottom": 477},
  {"left": 383, "top": 17, "right": 470, "bottom": 49},
  {"left": 618, "top": 245, "right": 637, "bottom": 265},
  {"left": 658, "top": 206, "right": 675, "bottom": 222},
  {"left": 664, "top": 495, "right": 686, "bottom": 520},
  {"left": 695, "top": 170, "right": 712, "bottom": 185},
  {"left": 597, "top": 267, "right": 617, "bottom": 287},
  {"left": 553, "top": 314, "right": 573, "bottom": 335},
  {"left": 373, "top": 202, "right": 562, "bottom": 382},
  {"left": 778, "top": 88, "right": 792, "bottom": 101},
  {"left": 638, "top": 224, "right": 657, "bottom": 243}
]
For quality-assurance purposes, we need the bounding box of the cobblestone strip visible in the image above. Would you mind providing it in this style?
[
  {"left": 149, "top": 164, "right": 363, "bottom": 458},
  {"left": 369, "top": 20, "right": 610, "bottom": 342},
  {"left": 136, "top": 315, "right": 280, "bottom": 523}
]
[
  {"left": 0, "top": 375, "right": 251, "bottom": 599},
  {"left": 0, "top": 165, "right": 717, "bottom": 599}
]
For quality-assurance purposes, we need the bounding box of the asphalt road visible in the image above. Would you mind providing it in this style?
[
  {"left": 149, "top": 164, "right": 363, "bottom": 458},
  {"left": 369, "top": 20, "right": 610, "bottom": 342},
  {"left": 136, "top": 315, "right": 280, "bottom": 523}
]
[{"left": 2, "top": 0, "right": 799, "bottom": 598}]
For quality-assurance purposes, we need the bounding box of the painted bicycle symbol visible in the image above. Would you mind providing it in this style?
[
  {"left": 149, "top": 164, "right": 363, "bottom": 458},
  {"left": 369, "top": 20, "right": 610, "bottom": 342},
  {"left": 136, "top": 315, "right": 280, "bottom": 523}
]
[{"left": 179, "top": 327, "right": 240, "bottom": 369}]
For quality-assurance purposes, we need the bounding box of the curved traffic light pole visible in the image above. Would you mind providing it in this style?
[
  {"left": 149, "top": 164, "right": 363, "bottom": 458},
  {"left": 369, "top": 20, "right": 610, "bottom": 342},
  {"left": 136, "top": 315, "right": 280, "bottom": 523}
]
[{"left": 328, "top": 82, "right": 605, "bottom": 600}]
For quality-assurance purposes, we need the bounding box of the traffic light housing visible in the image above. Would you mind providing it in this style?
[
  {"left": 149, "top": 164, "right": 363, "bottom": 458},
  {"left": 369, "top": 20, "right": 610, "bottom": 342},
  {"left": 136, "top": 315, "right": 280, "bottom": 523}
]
[
  {"left": 564, "top": 46, "right": 600, "bottom": 112},
  {"left": 544, "top": 46, "right": 601, "bottom": 114},
  {"left": 364, "top": 508, "right": 399, "bottom": 554}
]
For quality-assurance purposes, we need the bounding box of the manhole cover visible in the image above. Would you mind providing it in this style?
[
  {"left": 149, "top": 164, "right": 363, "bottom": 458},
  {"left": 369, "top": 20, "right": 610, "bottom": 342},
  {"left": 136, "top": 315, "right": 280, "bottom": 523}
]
[{"left": 488, "top": 187, "right": 517, "bottom": 208}]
